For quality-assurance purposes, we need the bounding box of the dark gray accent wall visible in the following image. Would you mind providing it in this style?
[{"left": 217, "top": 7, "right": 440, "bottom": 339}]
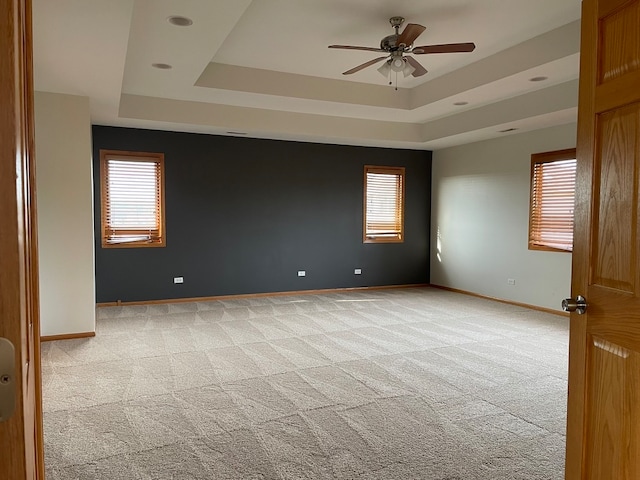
[{"left": 92, "top": 126, "right": 432, "bottom": 303}]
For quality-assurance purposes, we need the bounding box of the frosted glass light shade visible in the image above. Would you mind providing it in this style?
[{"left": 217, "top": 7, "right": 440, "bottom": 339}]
[
  {"left": 402, "top": 61, "right": 416, "bottom": 77},
  {"left": 377, "top": 60, "right": 391, "bottom": 77},
  {"left": 390, "top": 57, "right": 405, "bottom": 72}
]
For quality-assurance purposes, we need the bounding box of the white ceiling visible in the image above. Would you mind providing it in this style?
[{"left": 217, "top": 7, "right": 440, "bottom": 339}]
[{"left": 32, "top": 0, "right": 582, "bottom": 151}]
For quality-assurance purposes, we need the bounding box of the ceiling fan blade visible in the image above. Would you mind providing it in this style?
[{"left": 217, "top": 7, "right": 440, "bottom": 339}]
[
  {"left": 397, "top": 23, "right": 426, "bottom": 47},
  {"left": 342, "top": 56, "right": 388, "bottom": 75},
  {"left": 405, "top": 56, "right": 428, "bottom": 77},
  {"left": 329, "top": 45, "right": 386, "bottom": 53},
  {"left": 411, "top": 42, "right": 476, "bottom": 54}
]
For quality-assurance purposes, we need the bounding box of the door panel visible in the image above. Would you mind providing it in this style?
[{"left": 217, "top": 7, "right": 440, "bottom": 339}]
[
  {"left": 567, "top": 0, "right": 640, "bottom": 478},
  {"left": 584, "top": 338, "right": 634, "bottom": 478},
  {"left": 600, "top": 0, "right": 639, "bottom": 82},
  {"left": 592, "top": 105, "right": 638, "bottom": 292}
]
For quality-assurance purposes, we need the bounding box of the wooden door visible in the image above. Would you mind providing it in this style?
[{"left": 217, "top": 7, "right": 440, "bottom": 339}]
[
  {"left": 0, "top": 0, "right": 44, "bottom": 479},
  {"left": 566, "top": 0, "right": 640, "bottom": 478}
]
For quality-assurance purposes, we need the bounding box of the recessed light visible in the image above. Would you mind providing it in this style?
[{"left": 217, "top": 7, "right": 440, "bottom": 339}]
[
  {"left": 453, "top": 101, "right": 469, "bottom": 106},
  {"left": 529, "top": 76, "right": 548, "bottom": 82},
  {"left": 167, "top": 15, "right": 193, "bottom": 27},
  {"left": 499, "top": 128, "right": 518, "bottom": 133},
  {"left": 151, "top": 63, "right": 173, "bottom": 70}
]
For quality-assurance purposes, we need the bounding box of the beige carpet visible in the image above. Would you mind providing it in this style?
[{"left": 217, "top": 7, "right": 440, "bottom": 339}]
[{"left": 41, "top": 287, "right": 569, "bottom": 479}]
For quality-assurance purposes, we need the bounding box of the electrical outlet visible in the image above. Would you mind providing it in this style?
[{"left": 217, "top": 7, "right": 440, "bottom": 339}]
[
  {"left": 507, "top": 278, "right": 515, "bottom": 285},
  {"left": 354, "top": 268, "right": 362, "bottom": 275},
  {"left": 297, "top": 270, "right": 306, "bottom": 277},
  {"left": 174, "top": 277, "right": 184, "bottom": 284}
]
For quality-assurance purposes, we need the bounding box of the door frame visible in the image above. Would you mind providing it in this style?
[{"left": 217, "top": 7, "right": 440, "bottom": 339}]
[{"left": 0, "top": 0, "right": 44, "bottom": 478}]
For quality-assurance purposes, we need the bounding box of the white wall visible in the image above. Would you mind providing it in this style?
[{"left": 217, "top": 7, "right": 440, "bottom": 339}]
[
  {"left": 35, "top": 92, "right": 95, "bottom": 336},
  {"left": 431, "top": 123, "right": 577, "bottom": 311}
]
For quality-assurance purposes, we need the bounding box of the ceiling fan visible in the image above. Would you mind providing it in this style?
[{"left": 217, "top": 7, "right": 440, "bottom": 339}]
[{"left": 329, "top": 16, "right": 476, "bottom": 79}]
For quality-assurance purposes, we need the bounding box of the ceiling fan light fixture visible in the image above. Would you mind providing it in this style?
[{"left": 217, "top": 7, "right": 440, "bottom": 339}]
[
  {"left": 377, "top": 60, "right": 391, "bottom": 77},
  {"left": 390, "top": 57, "right": 405, "bottom": 72},
  {"left": 402, "top": 60, "right": 416, "bottom": 77}
]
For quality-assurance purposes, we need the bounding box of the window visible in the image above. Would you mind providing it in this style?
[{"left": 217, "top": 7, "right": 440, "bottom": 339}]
[
  {"left": 363, "top": 166, "right": 405, "bottom": 243},
  {"left": 100, "top": 150, "right": 166, "bottom": 248},
  {"left": 528, "top": 148, "right": 576, "bottom": 252}
]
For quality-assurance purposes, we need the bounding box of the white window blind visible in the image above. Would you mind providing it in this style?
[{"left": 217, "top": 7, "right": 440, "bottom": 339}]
[
  {"left": 364, "top": 166, "right": 405, "bottom": 242},
  {"left": 529, "top": 152, "right": 576, "bottom": 252},
  {"left": 100, "top": 151, "right": 165, "bottom": 247}
]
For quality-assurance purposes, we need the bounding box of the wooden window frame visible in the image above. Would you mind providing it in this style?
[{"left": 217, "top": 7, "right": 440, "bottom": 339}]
[
  {"left": 528, "top": 148, "right": 577, "bottom": 253},
  {"left": 100, "top": 149, "right": 166, "bottom": 249},
  {"left": 363, "top": 165, "right": 405, "bottom": 244}
]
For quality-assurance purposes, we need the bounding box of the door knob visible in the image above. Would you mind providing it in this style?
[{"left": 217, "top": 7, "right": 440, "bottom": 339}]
[{"left": 562, "top": 295, "right": 587, "bottom": 314}]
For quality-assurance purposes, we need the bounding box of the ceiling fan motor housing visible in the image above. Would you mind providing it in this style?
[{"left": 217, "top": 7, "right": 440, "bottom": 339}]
[{"left": 380, "top": 34, "right": 399, "bottom": 51}]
